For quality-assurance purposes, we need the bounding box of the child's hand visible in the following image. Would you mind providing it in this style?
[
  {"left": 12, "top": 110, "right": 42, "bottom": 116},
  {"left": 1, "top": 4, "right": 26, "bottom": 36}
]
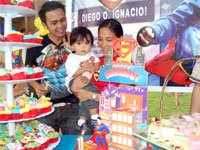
[
  {"left": 80, "top": 60, "right": 91, "bottom": 71},
  {"left": 86, "top": 65, "right": 95, "bottom": 73}
]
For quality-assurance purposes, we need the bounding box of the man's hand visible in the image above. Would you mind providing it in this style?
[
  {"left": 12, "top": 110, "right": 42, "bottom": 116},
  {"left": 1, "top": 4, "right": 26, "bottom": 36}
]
[
  {"left": 63, "top": 32, "right": 72, "bottom": 50},
  {"left": 137, "top": 27, "right": 155, "bottom": 47},
  {"left": 34, "top": 83, "right": 48, "bottom": 98},
  {"left": 29, "top": 81, "right": 48, "bottom": 98}
]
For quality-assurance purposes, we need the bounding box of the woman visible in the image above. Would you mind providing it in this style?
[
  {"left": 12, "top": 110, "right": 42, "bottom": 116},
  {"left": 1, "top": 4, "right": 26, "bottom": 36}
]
[{"left": 71, "top": 18, "right": 123, "bottom": 102}]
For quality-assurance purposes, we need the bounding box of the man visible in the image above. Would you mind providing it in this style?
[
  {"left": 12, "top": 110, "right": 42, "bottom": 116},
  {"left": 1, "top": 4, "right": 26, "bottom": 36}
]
[
  {"left": 137, "top": 0, "right": 200, "bottom": 113},
  {"left": 25, "top": 1, "right": 80, "bottom": 135}
]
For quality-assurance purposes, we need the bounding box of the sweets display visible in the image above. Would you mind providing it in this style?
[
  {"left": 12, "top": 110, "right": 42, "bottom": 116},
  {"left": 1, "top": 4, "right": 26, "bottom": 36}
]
[
  {"left": 0, "top": 2, "right": 59, "bottom": 150},
  {"left": 0, "top": 120, "right": 59, "bottom": 149},
  {"left": 147, "top": 113, "right": 200, "bottom": 150},
  {"left": 0, "top": 31, "right": 43, "bottom": 44},
  {"left": 0, "top": 95, "right": 52, "bottom": 121},
  {"left": 0, "top": 65, "right": 43, "bottom": 81}
]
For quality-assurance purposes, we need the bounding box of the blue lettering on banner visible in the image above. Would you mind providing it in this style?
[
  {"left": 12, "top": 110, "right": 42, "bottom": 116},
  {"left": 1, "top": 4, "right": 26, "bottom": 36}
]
[
  {"left": 99, "top": 66, "right": 148, "bottom": 86},
  {"left": 78, "top": 0, "right": 154, "bottom": 27}
]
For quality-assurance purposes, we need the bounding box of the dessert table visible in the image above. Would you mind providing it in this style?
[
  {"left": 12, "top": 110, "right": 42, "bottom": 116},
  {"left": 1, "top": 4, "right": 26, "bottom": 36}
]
[{"left": 55, "top": 135, "right": 161, "bottom": 150}]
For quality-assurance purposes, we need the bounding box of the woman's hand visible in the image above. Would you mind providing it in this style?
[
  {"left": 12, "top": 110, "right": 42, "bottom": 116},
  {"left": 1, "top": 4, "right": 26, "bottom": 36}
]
[
  {"left": 71, "top": 76, "right": 90, "bottom": 92},
  {"left": 75, "top": 89, "right": 92, "bottom": 101}
]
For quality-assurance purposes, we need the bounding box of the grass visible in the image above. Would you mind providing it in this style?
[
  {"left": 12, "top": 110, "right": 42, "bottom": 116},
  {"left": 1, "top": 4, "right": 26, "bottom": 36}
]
[{"left": 147, "top": 92, "right": 191, "bottom": 124}]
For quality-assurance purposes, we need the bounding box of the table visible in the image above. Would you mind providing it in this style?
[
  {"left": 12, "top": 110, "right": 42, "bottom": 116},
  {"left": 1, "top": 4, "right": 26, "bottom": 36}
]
[
  {"left": 55, "top": 135, "right": 160, "bottom": 150},
  {"left": 55, "top": 135, "right": 92, "bottom": 150}
]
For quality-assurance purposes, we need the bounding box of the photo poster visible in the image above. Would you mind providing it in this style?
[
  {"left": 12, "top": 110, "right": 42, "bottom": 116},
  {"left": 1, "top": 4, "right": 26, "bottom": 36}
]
[{"left": 72, "top": 0, "right": 193, "bottom": 92}]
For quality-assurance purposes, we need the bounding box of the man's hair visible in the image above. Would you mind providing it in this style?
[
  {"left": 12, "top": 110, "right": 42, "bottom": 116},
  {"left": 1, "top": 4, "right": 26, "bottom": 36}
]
[
  {"left": 39, "top": 1, "right": 65, "bottom": 24},
  {"left": 70, "top": 26, "right": 94, "bottom": 46}
]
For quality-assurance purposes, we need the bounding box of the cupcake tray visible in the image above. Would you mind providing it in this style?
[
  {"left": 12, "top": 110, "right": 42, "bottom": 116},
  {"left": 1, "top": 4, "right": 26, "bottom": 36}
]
[
  {"left": 0, "top": 5, "right": 35, "bottom": 18},
  {"left": 0, "top": 107, "right": 55, "bottom": 123},
  {"left": 133, "top": 129, "right": 173, "bottom": 150},
  {"left": 0, "top": 76, "right": 48, "bottom": 84},
  {"left": 45, "top": 137, "right": 61, "bottom": 150},
  {"left": 0, "top": 42, "right": 42, "bottom": 51}
]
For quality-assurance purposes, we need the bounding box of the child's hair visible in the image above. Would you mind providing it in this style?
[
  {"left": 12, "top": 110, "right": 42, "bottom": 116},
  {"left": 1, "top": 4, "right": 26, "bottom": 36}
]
[{"left": 70, "top": 26, "right": 94, "bottom": 46}]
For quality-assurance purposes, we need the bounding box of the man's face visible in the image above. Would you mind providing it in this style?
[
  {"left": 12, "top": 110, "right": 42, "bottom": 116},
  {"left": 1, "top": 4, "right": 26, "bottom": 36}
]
[{"left": 43, "top": 8, "right": 67, "bottom": 38}]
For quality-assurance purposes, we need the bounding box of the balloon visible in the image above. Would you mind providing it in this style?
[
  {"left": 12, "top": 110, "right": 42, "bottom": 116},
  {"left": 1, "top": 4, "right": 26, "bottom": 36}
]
[
  {"left": 39, "top": 25, "right": 49, "bottom": 36},
  {"left": 34, "top": 17, "right": 41, "bottom": 29},
  {"left": 34, "top": 17, "right": 49, "bottom": 36}
]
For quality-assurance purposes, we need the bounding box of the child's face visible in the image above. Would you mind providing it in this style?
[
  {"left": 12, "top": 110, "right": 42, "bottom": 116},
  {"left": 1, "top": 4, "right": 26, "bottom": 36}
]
[{"left": 72, "top": 36, "right": 92, "bottom": 56}]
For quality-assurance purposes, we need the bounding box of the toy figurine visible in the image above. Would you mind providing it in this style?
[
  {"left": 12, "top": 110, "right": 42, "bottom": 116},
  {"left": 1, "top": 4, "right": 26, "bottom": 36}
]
[{"left": 90, "top": 117, "right": 110, "bottom": 149}]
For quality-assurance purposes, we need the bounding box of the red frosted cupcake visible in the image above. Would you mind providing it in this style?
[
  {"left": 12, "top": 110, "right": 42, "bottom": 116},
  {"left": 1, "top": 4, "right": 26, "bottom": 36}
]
[
  {"left": 33, "top": 65, "right": 43, "bottom": 78},
  {"left": 36, "top": 36, "right": 43, "bottom": 44},
  {"left": 24, "top": 142, "right": 41, "bottom": 150},
  {"left": 0, "top": 67, "right": 11, "bottom": 80},
  {"left": 3, "top": 0, "right": 16, "bottom": 5},
  {"left": 23, "top": 65, "right": 36, "bottom": 79},
  {"left": 4, "top": 31, "right": 24, "bottom": 42},
  {"left": 34, "top": 135, "right": 49, "bottom": 149},
  {"left": 20, "top": 135, "right": 34, "bottom": 147},
  {"left": 21, "top": 104, "right": 39, "bottom": 119},
  {"left": 38, "top": 96, "right": 52, "bottom": 114},
  {"left": 0, "top": 104, "right": 10, "bottom": 121},
  {"left": 10, "top": 65, "right": 27, "bottom": 80},
  {"left": 23, "top": 32, "right": 38, "bottom": 43},
  {"left": 0, "top": 0, "right": 4, "bottom": 4},
  {"left": 47, "top": 131, "right": 59, "bottom": 143},
  {"left": 18, "top": 0, "right": 33, "bottom": 9},
  {"left": 39, "top": 101, "right": 52, "bottom": 114},
  {"left": 10, "top": 106, "right": 22, "bottom": 120}
]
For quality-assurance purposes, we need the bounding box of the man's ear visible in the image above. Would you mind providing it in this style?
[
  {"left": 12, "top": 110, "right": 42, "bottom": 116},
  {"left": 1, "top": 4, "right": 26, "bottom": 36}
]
[{"left": 42, "top": 22, "right": 48, "bottom": 30}]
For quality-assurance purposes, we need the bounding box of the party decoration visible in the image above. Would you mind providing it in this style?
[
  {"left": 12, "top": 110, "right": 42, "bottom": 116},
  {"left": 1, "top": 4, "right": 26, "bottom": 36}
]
[
  {"left": 100, "top": 37, "right": 148, "bottom": 85},
  {"left": 34, "top": 17, "right": 49, "bottom": 36}
]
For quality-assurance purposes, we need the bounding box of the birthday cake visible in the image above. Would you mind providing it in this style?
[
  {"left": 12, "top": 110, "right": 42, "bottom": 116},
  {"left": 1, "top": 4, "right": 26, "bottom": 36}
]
[{"left": 147, "top": 113, "right": 200, "bottom": 150}]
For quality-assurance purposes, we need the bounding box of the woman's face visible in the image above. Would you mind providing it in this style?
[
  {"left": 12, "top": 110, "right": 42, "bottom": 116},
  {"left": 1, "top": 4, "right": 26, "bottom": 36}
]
[{"left": 98, "top": 27, "right": 118, "bottom": 58}]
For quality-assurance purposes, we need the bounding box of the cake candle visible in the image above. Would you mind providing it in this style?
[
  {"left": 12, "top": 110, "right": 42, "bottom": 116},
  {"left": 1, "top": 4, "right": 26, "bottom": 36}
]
[{"left": 77, "top": 130, "right": 85, "bottom": 150}]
